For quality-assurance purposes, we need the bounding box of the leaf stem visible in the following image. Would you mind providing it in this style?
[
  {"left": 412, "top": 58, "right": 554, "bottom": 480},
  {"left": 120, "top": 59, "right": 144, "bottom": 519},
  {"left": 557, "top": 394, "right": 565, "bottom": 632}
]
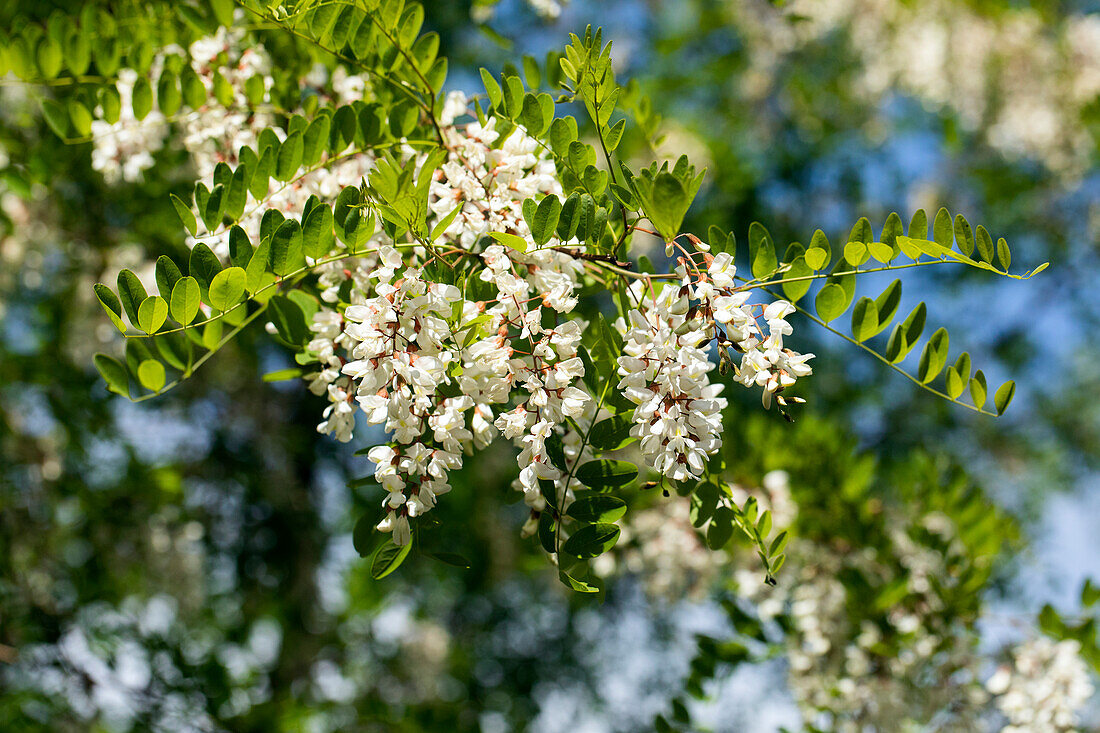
[
  {"left": 554, "top": 380, "right": 613, "bottom": 557},
  {"left": 746, "top": 279, "right": 998, "bottom": 416}
]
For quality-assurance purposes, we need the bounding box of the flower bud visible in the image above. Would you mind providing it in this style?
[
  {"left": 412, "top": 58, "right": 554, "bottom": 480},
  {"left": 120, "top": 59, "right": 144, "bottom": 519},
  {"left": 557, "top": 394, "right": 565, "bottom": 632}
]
[{"left": 674, "top": 320, "right": 697, "bottom": 336}]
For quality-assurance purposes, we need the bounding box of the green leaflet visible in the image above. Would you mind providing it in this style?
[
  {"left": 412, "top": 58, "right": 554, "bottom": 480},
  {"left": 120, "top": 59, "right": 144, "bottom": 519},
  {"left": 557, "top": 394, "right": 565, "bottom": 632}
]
[
  {"left": 574, "top": 460, "right": 637, "bottom": 489},
  {"left": 137, "top": 296, "right": 168, "bottom": 334},
  {"left": 94, "top": 283, "right": 126, "bottom": 333},
  {"left": 137, "top": 359, "right": 166, "bottom": 391},
  {"left": 560, "top": 522, "right": 620, "bottom": 559},
  {"left": 188, "top": 243, "right": 223, "bottom": 301},
  {"left": 567, "top": 495, "right": 627, "bottom": 523},
  {"left": 170, "top": 277, "right": 201, "bottom": 325},
  {"left": 522, "top": 194, "right": 562, "bottom": 247},
  {"left": 851, "top": 297, "right": 878, "bottom": 342},
  {"left": 588, "top": 415, "right": 634, "bottom": 450},
  {"left": 275, "top": 130, "right": 303, "bottom": 182},
  {"left": 303, "top": 204, "right": 336, "bottom": 259},
  {"left": 994, "top": 380, "right": 1016, "bottom": 415},
  {"left": 917, "top": 327, "right": 949, "bottom": 384},
  {"left": 488, "top": 231, "right": 527, "bottom": 252},
  {"left": 116, "top": 269, "right": 148, "bottom": 326},
  {"left": 94, "top": 354, "right": 129, "bottom": 397},
  {"left": 208, "top": 267, "right": 247, "bottom": 312},
  {"left": 271, "top": 220, "right": 305, "bottom": 276},
  {"left": 815, "top": 283, "right": 847, "bottom": 323},
  {"left": 370, "top": 538, "right": 411, "bottom": 579}
]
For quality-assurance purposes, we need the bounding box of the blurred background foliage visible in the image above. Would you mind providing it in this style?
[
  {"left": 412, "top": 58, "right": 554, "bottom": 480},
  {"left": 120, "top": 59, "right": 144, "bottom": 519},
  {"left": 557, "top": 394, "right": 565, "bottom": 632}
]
[{"left": 1, "top": 0, "right": 1098, "bottom": 730}]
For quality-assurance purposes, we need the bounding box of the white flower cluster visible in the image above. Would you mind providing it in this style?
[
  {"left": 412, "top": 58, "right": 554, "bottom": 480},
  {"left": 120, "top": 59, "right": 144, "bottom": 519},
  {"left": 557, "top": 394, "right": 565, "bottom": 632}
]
[
  {"left": 987, "top": 637, "right": 1095, "bottom": 732},
  {"left": 303, "top": 95, "right": 595, "bottom": 543},
  {"left": 759, "top": 524, "right": 991, "bottom": 730},
  {"left": 89, "top": 27, "right": 274, "bottom": 186},
  {"left": 616, "top": 254, "right": 813, "bottom": 481}
]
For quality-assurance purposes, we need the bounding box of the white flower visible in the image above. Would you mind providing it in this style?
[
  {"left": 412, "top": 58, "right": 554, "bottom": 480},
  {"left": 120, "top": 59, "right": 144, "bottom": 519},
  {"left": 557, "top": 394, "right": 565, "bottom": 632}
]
[{"left": 708, "top": 252, "right": 737, "bottom": 288}]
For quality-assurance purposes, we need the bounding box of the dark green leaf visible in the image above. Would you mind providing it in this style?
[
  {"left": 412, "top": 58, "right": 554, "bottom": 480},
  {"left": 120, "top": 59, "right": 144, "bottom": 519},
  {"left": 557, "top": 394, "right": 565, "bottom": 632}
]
[
  {"left": 567, "top": 495, "right": 627, "bottom": 523},
  {"left": 267, "top": 294, "right": 309, "bottom": 346},
  {"left": 588, "top": 415, "right": 635, "bottom": 450},
  {"left": 94, "top": 353, "right": 130, "bottom": 396},
  {"left": 303, "top": 204, "right": 335, "bottom": 259},
  {"left": 116, "top": 269, "right": 148, "bottom": 326},
  {"left": 188, "top": 243, "right": 223, "bottom": 300},
  {"left": 94, "top": 284, "right": 126, "bottom": 332},
  {"left": 575, "top": 459, "right": 637, "bottom": 489},
  {"left": 561, "top": 522, "right": 620, "bottom": 559},
  {"left": 706, "top": 506, "right": 735, "bottom": 550},
  {"left": 155, "top": 256, "right": 182, "bottom": 300},
  {"left": 170, "top": 194, "right": 197, "bottom": 236},
  {"left": 748, "top": 221, "right": 777, "bottom": 279},
  {"left": 271, "top": 219, "right": 305, "bottom": 276},
  {"left": 524, "top": 194, "right": 561, "bottom": 247}
]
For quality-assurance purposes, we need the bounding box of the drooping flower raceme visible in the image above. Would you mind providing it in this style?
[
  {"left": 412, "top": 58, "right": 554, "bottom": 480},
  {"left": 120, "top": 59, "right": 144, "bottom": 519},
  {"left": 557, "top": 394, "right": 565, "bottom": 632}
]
[
  {"left": 301, "top": 98, "right": 596, "bottom": 542},
  {"left": 616, "top": 254, "right": 814, "bottom": 481},
  {"left": 616, "top": 277, "right": 728, "bottom": 482}
]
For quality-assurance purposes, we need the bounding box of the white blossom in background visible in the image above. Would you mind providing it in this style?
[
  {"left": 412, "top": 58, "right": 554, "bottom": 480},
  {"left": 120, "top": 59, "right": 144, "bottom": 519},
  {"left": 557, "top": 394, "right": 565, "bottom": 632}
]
[
  {"left": 471, "top": 0, "right": 566, "bottom": 23},
  {"left": 610, "top": 497, "right": 729, "bottom": 601},
  {"left": 722, "top": 0, "right": 1100, "bottom": 176},
  {"left": 608, "top": 469, "right": 1100, "bottom": 731},
  {"left": 987, "top": 637, "right": 1095, "bottom": 732},
  {"left": 89, "top": 68, "right": 168, "bottom": 184}
]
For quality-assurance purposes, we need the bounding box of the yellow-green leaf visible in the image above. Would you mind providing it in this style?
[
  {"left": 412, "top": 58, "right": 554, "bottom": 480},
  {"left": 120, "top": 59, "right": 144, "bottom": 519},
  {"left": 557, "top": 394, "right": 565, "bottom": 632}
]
[
  {"left": 208, "top": 266, "right": 247, "bottom": 312},
  {"left": 488, "top": 231, "right": 528, "bottom": 252},
  {"left": 170, "top": 276, "right": 201, "bottom": 325},
  {"left": 137, "top": 295, "right": 168, "bottom": 334},
  {"left": 970, "top": 370, "right": 988, "bottom": 409},
  {"left": 137, "top": 359, "right": 166, "bottom": 391},
  {"left": 994, "top": 380, "right": 1016, "bottom": 415},
  {"left": 815, "top": 283, "right": 847, "bottom": 323},
  {"left": 850, "top": 297, "right": 878, "bottom": 342}
]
